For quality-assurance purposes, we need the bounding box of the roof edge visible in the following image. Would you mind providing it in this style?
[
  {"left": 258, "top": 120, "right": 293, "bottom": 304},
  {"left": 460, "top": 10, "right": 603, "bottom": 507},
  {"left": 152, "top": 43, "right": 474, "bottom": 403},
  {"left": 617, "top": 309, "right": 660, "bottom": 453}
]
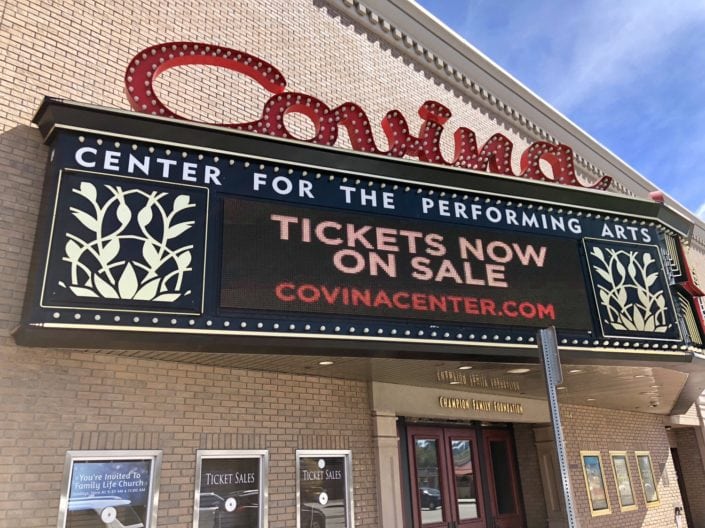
[{"left": 323, "top": 0, "right": 705, "bottom": 245}]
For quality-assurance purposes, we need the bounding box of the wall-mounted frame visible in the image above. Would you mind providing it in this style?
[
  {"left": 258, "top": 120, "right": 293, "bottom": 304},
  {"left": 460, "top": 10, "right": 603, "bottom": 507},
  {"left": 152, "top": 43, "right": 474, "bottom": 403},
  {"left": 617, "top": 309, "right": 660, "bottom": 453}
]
[
  {"left": 57, "top": 450, "right": 162, "bottom": 528},
  {"left": 635, "top": 451, "right": 660, "bottom": 507},
  {"left": 579, "top": 451, "right": 611, "bottom": 516},
  {"left": 193, "top": 450, "right": 268, "bottom": 528},
  {"left": 609, "top": 451, "right": 637, "bottom": 512},
  {"left": 296, "top": 450, "right": 354, "bottom": 528}
]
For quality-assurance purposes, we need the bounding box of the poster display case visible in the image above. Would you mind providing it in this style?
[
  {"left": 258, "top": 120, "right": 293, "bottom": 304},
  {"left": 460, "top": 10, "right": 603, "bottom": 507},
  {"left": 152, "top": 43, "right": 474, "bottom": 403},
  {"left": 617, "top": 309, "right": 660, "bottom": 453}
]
[
  {"left": 57, "top": 450, "right": 162, "bottom": 528},
  {"left": 296, "top": 450, "right": 353, "bottom": 528},
  {"left": 193, "top": 450, "right": 268, "bottom": 528},
  {"left": 609, "top": 451, "right": 637, "bottom": 512},
  {"left": 579, "top": 451, "right": 611, "bottom": 517},
  {"left": 635, "top": 451, "right": 660, "bottom": 507}
]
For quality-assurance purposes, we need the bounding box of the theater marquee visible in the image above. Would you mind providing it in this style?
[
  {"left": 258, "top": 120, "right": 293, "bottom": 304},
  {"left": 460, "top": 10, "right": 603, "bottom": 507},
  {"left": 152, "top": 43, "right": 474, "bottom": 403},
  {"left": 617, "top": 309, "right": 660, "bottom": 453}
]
[{"left": 15, "top": 99, "right": 704, "bottom": 359}]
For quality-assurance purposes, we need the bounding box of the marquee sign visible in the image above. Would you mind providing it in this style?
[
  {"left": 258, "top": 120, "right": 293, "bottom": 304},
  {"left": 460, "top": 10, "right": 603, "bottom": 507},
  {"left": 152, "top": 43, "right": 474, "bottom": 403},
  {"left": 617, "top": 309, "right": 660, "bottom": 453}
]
[
  {"left": 16, "top": 99, "right": 702, "bottom": 359},
  {"left": 124, "top": 42, "right": 612, "bottom": 191}
]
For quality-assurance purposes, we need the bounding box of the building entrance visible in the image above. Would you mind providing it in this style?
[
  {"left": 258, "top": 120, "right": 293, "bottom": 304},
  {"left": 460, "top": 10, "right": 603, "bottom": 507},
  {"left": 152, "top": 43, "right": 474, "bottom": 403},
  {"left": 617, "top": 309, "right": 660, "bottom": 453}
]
[{"left": 406, "top": 425, "right": 524, "bottom": 528}]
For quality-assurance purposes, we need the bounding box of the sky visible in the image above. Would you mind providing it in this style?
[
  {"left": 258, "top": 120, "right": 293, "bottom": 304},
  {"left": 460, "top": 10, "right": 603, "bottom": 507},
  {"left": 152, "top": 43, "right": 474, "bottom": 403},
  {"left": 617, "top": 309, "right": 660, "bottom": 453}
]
[{"left": 416, "top": 0, "right": 705, "bottom": 219}]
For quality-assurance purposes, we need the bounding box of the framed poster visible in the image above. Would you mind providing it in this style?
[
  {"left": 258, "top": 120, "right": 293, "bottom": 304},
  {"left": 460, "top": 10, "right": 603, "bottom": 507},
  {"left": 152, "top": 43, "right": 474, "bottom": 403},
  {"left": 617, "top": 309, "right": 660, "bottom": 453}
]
[
  {"left": 296, "top": 450, "right": 354, "bottom": 528},
  {"left": 193, "top": 450, "right": 268, "bottom": 528},
  {"left": 57, "top": 450, "right": 162, "bottom": 528},
  {"left": 579, "top": 451, "right": 611, "bottom": 516},
  {"left": 609, "top": 451, "right": 637, "bottom": 511},
  {"left": 635, "top": 451, "right": 660, "bottom": 507}
]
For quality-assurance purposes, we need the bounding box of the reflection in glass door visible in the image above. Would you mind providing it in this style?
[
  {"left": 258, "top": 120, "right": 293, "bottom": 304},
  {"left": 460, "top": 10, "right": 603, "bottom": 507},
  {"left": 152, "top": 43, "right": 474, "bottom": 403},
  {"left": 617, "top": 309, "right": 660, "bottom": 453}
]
[
  {"left": 407, "top": 425, "right": 523, "bottom": 528},
  {"left": 408, "top": 426, "right": 486, "bottom": 528},
  {"left": 448, "top": 434, "right": 483, "bottom": 527},
  {"left": 412, "top": 432, "right": 447, "bottom": 527}
]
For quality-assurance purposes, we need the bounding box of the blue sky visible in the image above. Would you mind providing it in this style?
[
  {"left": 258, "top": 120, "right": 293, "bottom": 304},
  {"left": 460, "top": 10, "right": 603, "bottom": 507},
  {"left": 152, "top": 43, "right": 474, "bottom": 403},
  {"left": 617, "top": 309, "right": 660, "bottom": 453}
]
[{"left": 416, "top": 0, "right": 705, "bottom": 219}]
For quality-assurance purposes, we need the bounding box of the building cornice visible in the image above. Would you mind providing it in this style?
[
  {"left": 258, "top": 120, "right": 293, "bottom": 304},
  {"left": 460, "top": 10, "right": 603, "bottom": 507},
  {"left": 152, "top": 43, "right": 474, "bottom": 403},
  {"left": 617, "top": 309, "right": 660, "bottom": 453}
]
[{"left": 323, "top": 0, "right": 705, "bottom": 246}]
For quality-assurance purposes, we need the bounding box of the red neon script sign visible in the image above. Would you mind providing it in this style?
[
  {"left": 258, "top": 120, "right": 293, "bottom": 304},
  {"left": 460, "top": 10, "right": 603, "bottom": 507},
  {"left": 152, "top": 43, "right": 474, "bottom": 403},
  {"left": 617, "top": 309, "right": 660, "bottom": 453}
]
[{"left": 125, "top": 42, "right": 611, "bottom": 191}]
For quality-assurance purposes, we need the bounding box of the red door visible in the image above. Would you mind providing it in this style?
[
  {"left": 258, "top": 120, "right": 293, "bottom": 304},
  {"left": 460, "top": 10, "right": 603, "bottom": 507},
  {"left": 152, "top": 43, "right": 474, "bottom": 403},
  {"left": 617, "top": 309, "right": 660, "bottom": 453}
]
[
  {"left": 408, "top": 426, "right": 486, "bottom": 528},
  {"left": 407, "top": 425, "right": 524, "bottom": 528},
  {"left": 482, "top": 429, "right": 524, "bottom": 528}
]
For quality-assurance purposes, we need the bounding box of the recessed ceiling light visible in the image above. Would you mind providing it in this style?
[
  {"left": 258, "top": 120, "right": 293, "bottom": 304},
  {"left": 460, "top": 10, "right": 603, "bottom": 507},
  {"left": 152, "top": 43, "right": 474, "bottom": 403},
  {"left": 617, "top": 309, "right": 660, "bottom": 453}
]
[
  {"left": 507, "top": 368, "right": 531, "bottom": 374},
  {"left": 318, "top": 360, "right": 334, "bottom": 366},
  {"left": 568, "top": 369, "right": 584, "bottom": 374},
  {"left": 458, "top": 365, "right": 473, "bottom": 370},
  {"left": 557, "top": 386, "right": 567, "bottom": 390},
  {"left": 634, "top": 375, "right": 646, "bottom": 378},
  {"left": 586, "top": 398, "right": 596, "bottom": 402},
  {"left": 450, "top": 381, "right": 461, "bottom": 385}
]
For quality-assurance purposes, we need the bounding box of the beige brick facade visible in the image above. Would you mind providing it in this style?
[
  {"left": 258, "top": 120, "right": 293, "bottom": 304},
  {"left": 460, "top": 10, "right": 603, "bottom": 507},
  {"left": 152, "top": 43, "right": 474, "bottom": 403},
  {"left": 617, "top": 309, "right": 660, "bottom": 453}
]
[
  {"left": 561, "top": 405, "right": 684, "bottom": 527},
  {"left": 0, "top": 348, "right": 378, "bottom": 527},
  {"left": 3, "top": 1, "right": 705, "bottom": 527}
]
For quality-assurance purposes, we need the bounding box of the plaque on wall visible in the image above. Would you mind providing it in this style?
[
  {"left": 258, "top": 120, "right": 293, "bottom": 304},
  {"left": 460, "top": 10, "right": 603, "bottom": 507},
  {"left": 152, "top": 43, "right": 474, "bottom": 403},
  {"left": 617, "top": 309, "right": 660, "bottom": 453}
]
[
  {"left": 635, "top": 451, "right": 660, "bottom": 507},
  {"left": 57, "top": 450, "right": 162, "bottom": 528},
  {"left": 579, "top": 451, "right": 611, "bottom": 517},
  {"left": 296, "top": 450, "right": 353, "bottom": 528},
  {"left": 193, "top": 450, "right": 268, "bottom": 528},
  {"left": 609, "top": 451, "right": 637, "bottom": 511}
]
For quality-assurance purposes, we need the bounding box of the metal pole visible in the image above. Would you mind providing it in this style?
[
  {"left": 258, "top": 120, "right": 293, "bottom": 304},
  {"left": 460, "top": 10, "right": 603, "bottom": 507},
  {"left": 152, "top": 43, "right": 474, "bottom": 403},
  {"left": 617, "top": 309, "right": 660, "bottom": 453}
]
[{"left": 538, "top": 326, "right": 579, "bottom": 528}]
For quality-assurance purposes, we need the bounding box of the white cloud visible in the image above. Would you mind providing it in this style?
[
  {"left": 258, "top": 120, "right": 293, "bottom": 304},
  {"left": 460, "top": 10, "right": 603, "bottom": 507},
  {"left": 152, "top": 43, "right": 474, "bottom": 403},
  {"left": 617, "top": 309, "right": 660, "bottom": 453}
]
[
  {"left": 697, "top": 203, "right": 705, "bottom": 221},
  {"left": 458, "top": 1, "right": 705, "bottom": 112}
]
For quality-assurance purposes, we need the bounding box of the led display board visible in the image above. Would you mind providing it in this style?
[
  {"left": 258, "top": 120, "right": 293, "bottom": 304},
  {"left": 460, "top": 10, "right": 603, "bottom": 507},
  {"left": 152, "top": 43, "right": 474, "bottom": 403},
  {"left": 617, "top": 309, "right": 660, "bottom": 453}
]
[
  {"left": 221, "top": 198, "right": 592, "bottom": 330},
  {"left": 17, "top": 100, "right": 698, "bottom": 359}
]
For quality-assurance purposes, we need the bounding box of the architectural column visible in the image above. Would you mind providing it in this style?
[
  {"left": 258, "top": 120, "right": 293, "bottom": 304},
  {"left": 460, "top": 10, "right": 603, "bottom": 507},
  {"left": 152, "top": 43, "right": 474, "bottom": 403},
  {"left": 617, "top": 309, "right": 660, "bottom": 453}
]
[{"left": 373, "top": 411, "right": 403, "bottom": 528}]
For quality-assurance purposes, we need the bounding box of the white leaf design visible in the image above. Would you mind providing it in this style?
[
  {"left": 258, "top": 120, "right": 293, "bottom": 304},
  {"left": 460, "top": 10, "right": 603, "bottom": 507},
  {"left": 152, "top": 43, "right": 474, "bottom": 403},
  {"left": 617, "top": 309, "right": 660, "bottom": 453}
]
[
  {"left": 656, "top": 294, "right": 666, "bottom": 310},
  {"left": 134, "top": 277, "right": 160, "bottom": 300},
  {"left": 103, "top": 238, "right": 120, "bottom": 263},
  {"left": 627, "top": 261, "right": 636, "bottom": 279},
  {"left": 615, "top": 260, "right": 626, "bottom": 279},
  {"left": 177, "top": 251, "right": 192, "bottom": 269},
  {"left": 617, "top": 288, "right": 627, "bottom": 306},
  {"left": 79, "top": 182, "right": 97, "bottom": 202},
  {"left": 70, "top": 208, "right": 98, "bottom": 232},
  {"left": 70, "top": 286, "right": 99, "bottom": 297},
  {"left": 594, "top": 267, "right": 612, "bottom": 284},
  {"left": 167, "top": 221, "right": 194, "bottom": 239},
  {"left": 117, "top": 263, "right": 139, "bottom": 299},
  {"left": 142, "top": 241, "right": 160, "bottom": 267},
  {"left": 172, "top": 194, "right": 192, "bottom": 213},
  {"left": 117, "top": 202, "right": 132, "bottom": 225},
  {"left": 591, "top": 246, "right": 605, "bottom": 262},
  {"left": 153, "top": 293, "right": 181, "bottom": 302},
  {"left": 65, "top": 182, "right": 198, "bottom": 304},
  {"left": 637, "top": 288, "right": 649, "bottom": 307},
  {"left": 137, "top": 204, "right": 153, "bottom": 227},
  {"left": 632, "top": 306, "right": 645, "bottom": 331},
  {"left": 643, "top": 315, "right": 656, "bottom": 332},
  {"left": 599, "top": 289, "right": 609, "bottom": 305},
  {"left": 645, "top": 273, "right": 658, "bottom": 287},
  {"left": 94, "top": 274, "right": 119, "bottom": 298},
  {"left": 65, "top": 239, "right": 82, "bottom": 261}
]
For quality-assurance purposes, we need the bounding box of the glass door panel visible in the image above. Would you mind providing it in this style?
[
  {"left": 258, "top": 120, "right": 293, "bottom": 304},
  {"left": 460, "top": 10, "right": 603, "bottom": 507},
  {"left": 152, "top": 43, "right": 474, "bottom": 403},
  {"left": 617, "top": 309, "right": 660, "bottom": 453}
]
[
  {"left": 448, "top": 435, "right": 484, "bottom": 527},
  {"left": 411, "top": 433, "right": 447, "bottom": 527},
  {"left": 407, "top": 425, "right": 523, "bottom": 528}
]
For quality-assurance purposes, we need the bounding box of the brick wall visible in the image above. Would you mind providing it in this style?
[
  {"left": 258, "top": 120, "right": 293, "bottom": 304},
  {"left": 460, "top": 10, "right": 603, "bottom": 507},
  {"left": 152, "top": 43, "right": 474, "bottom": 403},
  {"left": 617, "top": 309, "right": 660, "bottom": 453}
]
[
  {"left": 0, "top": 347, "right": 378, "bottom": 527},
  {"left": 561, "top": 404, "right": 684, "bottom": 528},
  {"left": 514, "top": 423, "right": 548, "bottom": 528},
  {"left": 674, "top": 428, "right": 705, "bottom": 528}
]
